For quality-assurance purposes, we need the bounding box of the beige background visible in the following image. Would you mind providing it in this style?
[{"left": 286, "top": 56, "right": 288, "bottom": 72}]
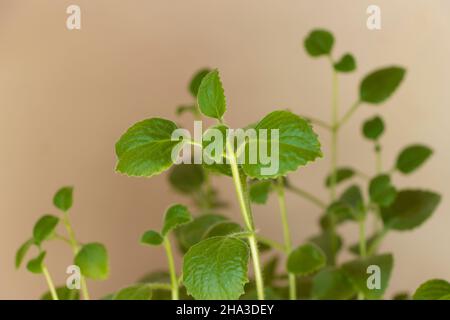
[{"left": 1, "top": 0, "right": 449, "bottom": 299}]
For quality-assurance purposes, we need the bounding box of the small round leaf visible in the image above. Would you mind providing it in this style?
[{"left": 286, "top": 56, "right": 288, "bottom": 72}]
[
  {"left": 33, "top": 215, "right": 59, "bottom": 246},
  {"left": 140, "top": 230, "right": 163, "bottom": 246},
  {"left": 197, "top": 70, "right": 226, "bottom": 120},
  {"left": 27, "top": 251, "right": 46, "bottom": 274},
  {"left": 189, "top": 68, "right": 211, "bottom": 97},
  {"left": 334, "top": 53, "right": 356, "bottom": 72},
  {"left": 396, "top": 144, "right": 432, "bottom": 174},
  {"left": 75, "top": 243, "right": 109, "bottom": 280},
  {"left": 362, "top": 116, "right": 384, "bottom": 140},
  {"left": 287, "top": 243, "right": 326, "bottom": 275},
  {"left": 53, "top": 186, "right": 73, "bottom": 212},
  {"left": 162, "top": 204, "right": 192, "bottom": 236},
  {"left": 360, "top": 66, "right": 406, "bottom": 104},
  {"left": 304, "top": 29, "right": 334, "bottom": 57}
]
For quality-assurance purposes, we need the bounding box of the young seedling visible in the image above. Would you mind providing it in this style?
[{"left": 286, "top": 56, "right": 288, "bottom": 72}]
[{"left": 15, "top": 187, "right": 110, "bottom": 300}]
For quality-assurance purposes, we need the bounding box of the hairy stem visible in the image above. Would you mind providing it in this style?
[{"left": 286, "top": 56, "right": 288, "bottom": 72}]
[
  {"left": 276, "top": 177, "right": 296, "bottom": 300},
  {"left": 163, "top": 237, "right": 179, "bottom": 300},
  {"left": 226, "top": 139, "right": 265, "bottom": 300},
  {"left": 62, "top": 213, "right": 90, "bottom": 300},
  {"left": 42, "top": 264, "right": 59, "bottom": 300}
]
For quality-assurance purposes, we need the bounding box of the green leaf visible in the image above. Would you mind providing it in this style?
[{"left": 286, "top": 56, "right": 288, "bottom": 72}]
[
  {"left": 197, "top": 70, "right": 226, "bottom": 120},
  {"left": 203, "top": 221, "right": 242, "bottom": 238},
  {"left": 27, "top": 251, "right": 46, "bottom": 274},
  {"left": 189, "top": 68, "right": 211, "bottom": 97},
  {"left": 140, "top": 230, "right": 163, "bottom": 246},
  {"left": 168, "top": 164, "right": 205, "bottom": 194},
  {"left": 15, "top": 238, "right": 34, "bottom": 269},
  {"left": 53, "top": 186, "right": 73, "bottom": 212},
  {"left": 369, "top": 174, "right": 397, "bottom": 207},
  {"left": 360, "top": 66, "right": 406, "bottom": 104},
  {"left": 340, "top": 185, "right": 365, "bottom": 220},
  {"left": 392, "top": 292, "right": 410, "bottom": 300},
  {"left": 381, "top": 190, "right": 441, "bottom": 230},
  {"left": 115, "top": 118, "right": 181, "bottom": 177},
  {"left": 41, "top": 286, "right": 79, "bottom": 300},
  {"left": 249, "top": 180, "right": 272, "bottom": 204},
  {"left": 312, "top": 267, "right": 356, "bottom": 299},
  {"left": 310, "top": 232, "right": 343, "bottom": 264},
  {"left": 75, "top": 243, "right": 109, "bottom": 280},
  {"left": 334, "top": 53, "right": 356, "bottom": 72},
  {"left": 396, "top": 144, "right": 432, "bottom": 174},
  {"left": 175, "top": 214, "right": 227, "bottom": 252},
  {"left": 262, "top": 255, "right": 279, "bottom": 286},
  {"left": 175, "top": 104, "right": 198, "bottom": 117},
  {"left": 362, "top": 116, "right": 384, "bottom": 140},
  {"left": 348, "top": 232, "right": 383, "bottom": 256},
  {"left": 33, "top": 215, "right": 59, "bottom": 246},
  {"left": 183, "top": 236, "right": 249, "bottom": 299},
  {"left": 304, "top": 29, "right": 334, "bottom": 57},
  {"left": 325, "top": 167, "right": 355, "bottom": 187},
  {"left": 287, "top": 243, "right": 326, "bottom": 275},
  {"left": 413, "top": 279, "right": 450, "bottom": 300},
  {"left": 202, "top": 124, "right": 232, "bottom": 176},
  {"left": 242, "top": 110, "right": 322, "bottom": 179},
  {"left": 341, "top": 253, "right": 393, "bottom": 299},
  {"left": 162, "top": 204, "right": 192, "bottom": 236},
  {"left": 320, "top": 201, "right": 354, "bottom": 229},
  {"left": 113, "top": 284, "right": 152, "bottom": 300}
]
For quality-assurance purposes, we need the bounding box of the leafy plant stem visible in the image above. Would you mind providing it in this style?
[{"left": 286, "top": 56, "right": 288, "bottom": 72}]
[
  {"left": 146, "top": 282, "right": 173, "bottom": 291},
  {"left": 275, "top": 177, "right": 297, "bottom": 300},
  {"left": 42, "top": 263, "right": 59, "bottom": 300},
  {"left": 358, "top": 218, "right": 367, "bottom": 300},
  {"left": 337, "top": 100, "right": 361, "bottom": 129},
  {"left": 329, "top": 63, "right": 339, "bottom": 266},
  {"left": 255, "top": 235, "right": 286, "bottom": 252},
  {"left": 375, "top": 142, "right": 382, "bottom": 173},
  {"left": 225, "top": 138, "right": 265, "bottom": 300},
  {"left": 163, "top": 237, "right": 179, "bottom": 300},
  {"left": 61, "top": 212, "right": 90, "bottom": 300},
  {"left": 285, "top": 183, "right": 326, "bottom": 209},
  {"left": 303, "top": 115, "right": 332, "bottom": 130}
]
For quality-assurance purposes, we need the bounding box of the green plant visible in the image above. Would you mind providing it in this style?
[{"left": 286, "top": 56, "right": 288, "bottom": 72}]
[
  {"left": 15, "top": 187, "right": 110, "bottom": 300},
  {"left": 111, "top": 29, "right": 442, "bottom": 300}
]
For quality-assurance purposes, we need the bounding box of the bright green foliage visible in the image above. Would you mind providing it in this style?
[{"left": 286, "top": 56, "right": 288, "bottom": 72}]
[
  {"left": 249, "top": 180, "right": 272, "bottom": 204},
  {"left": 203, "top": 221, "right": 242, "bottom": 238},
  {"left": 53, "top": 187, "right": 73, "bottom": 212},
  {"left": 197, "top": 70, "right": 226, "bottom": 120},
  {"left": 15, "top": 238, "right": 34, "bottom": 269},
  {"left": 312, "top": 267, "right": 356, "bottom": 299},
  {"left": 334, "top": 54, "right": 356, "bottom": 72},
  {"left": 381, "top": 190, "right": 441, "bottom": 230},
  {"left": 342, "top": 253, "right": 393, "bottom": 299},
  {"left": 340, "top": 185, "right": 365, "bottom": 220},
  {"left": 115, "top": 118, "right": 181, "bottom": 177},
  {"left": 169, "top": 164, "right": 204, "bottom": 194},
  {"left": 325, "top": 167, "right": 355, "bottom": 187},
  {"left": 362, "top": 116, "right": 384, "bottom": 140},
  {"left": 162, "top": 204, "right": 192, "bottom": 236},
  {"left": 202, "top": 124, "right": 232, "bottom": 176},
  {"left": 41, "top": 286, "right": 79, "bottom": 300},
  {"left": 396, "top": 144, "right": 432, "bottom": 174},
  {"left": 27, "top": 251, "right": 46, "bottom": 274},
  {"left": 113, "top": 284, "right": 153, "bottom": 300},
  {"left": 33, "top": 215, "right": 59, "bottom": 246},
  {"left": 360, "top": 67, "right": 406, "bottom": 104},
  {"left": 175, "top": 214, "right": 227, "bottom": 252},
  {"left": 310, "top": 232, "right": 343, "bottom": 264},
  {"left": 413, "top": 279, "right": 450, "bottom": 300},
  {"left": 183, "top": 236, "right": 249, "bottom": 299},
  {"left": 369, "top": 174, "right": 397, "bottom": 207},
  {"left": 189, "top": 68, "right": 211, "bottom": 97},
  {"left": 287, "top": 243, "right": 326, "bottom": 275},
  {"left": 75, "top": 243, "right": 109, "bottom": 280},
  {"left": 242, "top": 110, "right": 322, "bottom": 179},
  {"left": 304, "top": 29, "right": 334, "bottom": 57},
  {"left": 141, "top": 230, "right": 164, "bottom": 246}
]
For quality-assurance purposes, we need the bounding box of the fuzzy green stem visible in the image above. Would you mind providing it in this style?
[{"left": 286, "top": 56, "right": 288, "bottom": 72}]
[
  {"left": 337, "top": 100, "right": 361, "bottom": 129},
  {"left": 61, "top": 212, "right": 90, "bottom": 300},
  {"left": 276, "top": 177, "right": 296, "bottom": 300},
  {"left": 225, "top": 139, "right": 265, "bottom": 300},
  {"left": 163, "top": 237, "right": 179, "bottom": 300},
  {"left": 42, "top": 264, "right": 59, "bottom": 300}
]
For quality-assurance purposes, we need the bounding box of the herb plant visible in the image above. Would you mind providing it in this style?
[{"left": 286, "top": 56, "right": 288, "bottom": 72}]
[
  {"left": 17, "top": 28, "right": 444, "bottom": 300},
  {"left": 16, "top": 187, "right": 110, "bottom": 300}
]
